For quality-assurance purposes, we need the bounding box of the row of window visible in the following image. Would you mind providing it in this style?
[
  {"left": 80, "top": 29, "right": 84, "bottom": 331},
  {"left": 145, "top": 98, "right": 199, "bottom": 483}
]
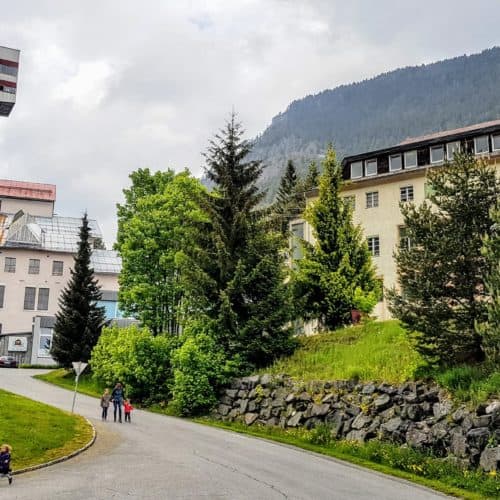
[
  {"left": 0, "top": 85, "right": 16, "bottom": 95},
  {"left": 0, "top": 63, "right": 18, "bottom": 77},
  {"left": 3, "top": 257, "right": 64, "bottom": 276},
  {"left": 366, "top": 228, "right": 412, "bottom": 258},
  {"left": 343, "top": 185, "right": 414, "bottom": 210},
  {"left": 0, "top": 285, "right": 50, "bottom": 310},
  {"left": 350, "top": 133, "right": 500, "bottom": 179}
]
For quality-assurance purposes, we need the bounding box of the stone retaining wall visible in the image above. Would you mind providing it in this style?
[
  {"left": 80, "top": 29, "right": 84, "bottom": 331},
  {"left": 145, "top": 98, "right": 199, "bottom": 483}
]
[{"left": 212, "top": 374, "right": 500, "bottom": 472}]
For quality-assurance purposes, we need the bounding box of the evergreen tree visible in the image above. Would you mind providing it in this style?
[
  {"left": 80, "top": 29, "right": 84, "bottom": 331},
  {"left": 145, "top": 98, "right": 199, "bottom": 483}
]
[
  {"left": 273, "top": 160, "right": 303, "bottom": 234},
  {"left": 303, "top": 160, "right": 320, "bottom": 191},
  {"left": 476, "top": 206, "right": 500, "bottom": 365},
  {"left": 293, "top": 146, "right": 380, "bottom": 330},
  {"left": 197, "top": 113, "right": 296, "bottom": 367},
  {"left": 51, "top": 214, "right": 106, "bottom": 367},
  {"left": 388, "top": 153, "right": 498, "bottom": 366}
]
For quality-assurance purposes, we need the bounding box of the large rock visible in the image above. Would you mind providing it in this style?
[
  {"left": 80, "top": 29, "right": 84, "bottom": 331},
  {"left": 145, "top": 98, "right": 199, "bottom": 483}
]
[
  {"left": 241, "top": 375, "right": 260, "bottom": 389},
  {"left": 374, "top": 394, "right": 392, "bottom": 411},
  {"left": 406, "top": 425, "right": 431, "bottom": 449},
  {"left": 361, "top": 384, "right": 376, "bottom": 395},
  {"left": 244, "top": 413, "right": 259, "bottom": 425},
  {"left": 449, "top": 429, "right": 468, "bottom": 458},
  {"left": 260, "top": 374, "right": 273, "bottom": 387},
  {"left": 311, "top": 403, "right": 331, "bottom": 417},
  {"left": 351, "top": 414, "right": 372, "bottom": 430},
  {"left": 225, "top": 389, "right": 238, "bottom": 399},
  {"left": 432, "top": 401, "right": 453, "bottom": 420},
  {"left": 486, "top": 401, "right": 500, "bottom": 415},
  {"left": 217, "top": 404, "right": 232, "bottom": 416},
  {"left": 239, "top": 399, "right": 249, "bottom": 414},
  {"left": 472, "top": 415, "right": 492, "bottom": 428},
  {"left": 467, "top": 427, "right": 490, "bottom": 450},
  {"left": 406, "top": 404, "right": 422, "bottom": 421},
  {"left": 287, "top": 411, "right": 303, "bottom": 427},
  {"left": 479, "top": 446, "right": 500, "bottom": 472}
]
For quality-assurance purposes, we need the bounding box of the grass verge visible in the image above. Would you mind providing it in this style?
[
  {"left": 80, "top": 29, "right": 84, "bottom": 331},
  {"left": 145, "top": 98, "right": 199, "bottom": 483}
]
[
  {"left": 0, "top": 388, "right": 93, "bottom": 470},
  {"left": 263, "top": 320, "right": 424, "bottom": 383},
  {"left": 195, "top": 419, "right": 499, "bottom": 500},
  {"left": 34, "top": 368, "right": 104, "bottom": 399}
]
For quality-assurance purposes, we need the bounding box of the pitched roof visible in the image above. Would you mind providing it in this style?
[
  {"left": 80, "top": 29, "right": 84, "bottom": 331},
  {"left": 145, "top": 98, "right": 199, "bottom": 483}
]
[
  {"left": 398, "top": 119, "right": 500, "bottom": 146},
  {"left": 0, "top": 179, "right": 56, "bottom": 202}
]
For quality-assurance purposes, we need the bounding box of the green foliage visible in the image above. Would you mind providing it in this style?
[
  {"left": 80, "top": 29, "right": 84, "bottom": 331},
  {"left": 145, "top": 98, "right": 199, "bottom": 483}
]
[
  {"left": 192, "top": 114, "right": 296, "bottom": 368},
  {"left": 35, "top": 368, "right": 105, "bottom": 398},
  {"left": 90, "top": 324, "right": 179, "bottom": 403},
  {"left": 476, "top": 206, "right": 500, "bottom": 365},
  {"left": 170, "top": 323, "right": 239, "bottom": 416},
  {"left": 52, "top": 213, "right": 106, "bottom": 367},
  {"left": 262, "top": 320, "right": 424, "bottom": 383},
  {"left": 388, "top": 154, "right": 499, "bottom": 366},
  {"left": 116, "top": 169, "right": 207, "bottom": 335},
  {"left": 0, "top": 389, "right": 93, "bottom": 470},
  {"left": 293, "top": 146, "right": 380, "bottom": 329}
]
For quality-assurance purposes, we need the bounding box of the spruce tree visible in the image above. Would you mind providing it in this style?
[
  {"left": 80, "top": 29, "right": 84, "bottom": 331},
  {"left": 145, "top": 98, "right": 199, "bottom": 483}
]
[
  {"left": 293, "top": 145, "right": 380, "bottom": 330},
  {"left": 273, "top": 160, "right": 303, "bottom": 234},
  {"left": 51, "top": 213, "right": 106, "bottom": 367},
  {"left": 198, "top": 113, "right": 295, "bottom": 367},
  {"left": 388, "top": 153, "right": 498, "bottom": 366}
]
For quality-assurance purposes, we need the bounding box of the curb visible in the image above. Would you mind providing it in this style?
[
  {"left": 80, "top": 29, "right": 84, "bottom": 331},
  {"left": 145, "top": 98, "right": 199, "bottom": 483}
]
[{"left": 12, "top": 417, "right": 96, "bottom": 476}]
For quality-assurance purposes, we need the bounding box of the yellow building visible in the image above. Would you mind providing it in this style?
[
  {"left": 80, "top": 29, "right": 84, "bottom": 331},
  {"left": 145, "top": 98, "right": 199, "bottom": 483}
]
[{"left": 293, "top": 120, "right": 500, "bottom": 326}]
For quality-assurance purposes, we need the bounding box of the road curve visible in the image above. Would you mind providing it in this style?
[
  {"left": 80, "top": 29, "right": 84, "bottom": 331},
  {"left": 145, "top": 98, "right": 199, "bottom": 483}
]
[{"left": 0, "top": 369, "right": 450, "bottom": 500}]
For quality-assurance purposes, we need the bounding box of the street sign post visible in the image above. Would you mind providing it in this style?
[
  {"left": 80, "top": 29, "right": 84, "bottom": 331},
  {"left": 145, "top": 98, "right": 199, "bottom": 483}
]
[{"left": 71, "top": 361, "right": 88, "bottom": 413}]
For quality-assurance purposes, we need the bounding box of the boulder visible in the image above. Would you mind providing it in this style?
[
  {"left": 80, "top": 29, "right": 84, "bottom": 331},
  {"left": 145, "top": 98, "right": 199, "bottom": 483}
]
[
  {"left": 467, "top": 427, "right": 490, "bottom": 450},
  {"left": 321, "top": 393, "right": 337, "bottom": 404},
  {"left": 287, "top": 411, "right": 303, "bottom": 427},
  {"left": 361, "top": 384, "right": 376, "bottom": 395},
  {"left": 247, "top": 400, "right": 257, "bottom": 413},
  {"left": 242, "top": 375, "right": 260, "bottom": 389},
  {"left": 244, "top": 413, "right": 259, "bottom": 425},
  {"left": 351, "top": 414, "right": 373, "bottom": 430},
  {"left": 403, "top": 392, "right": 419, "bottom": 404},
  {"left": 479, "top": 446, "right": 500, "bottom": 472},
  {"left": 451, "top": 407, "right": 467, "bottom": 423},
  {"left": 472, "top": 415, "right": 492, "bottom": 428},
  {"left": 260, "top": 374, "right": 273, "bottom": 387},
  {"left": 217, "top": 404, "right": 232, "bottom": 416},
  {"left": 219, "top": 395, "right": 234, "bottom": 406},
  {"left": 406, "top": 426, "right": 432, "bottom": 449},
  {"left": 225, "top": 389, "right": 238, "bottom": 399},
  {"left": 377, "top": 383, "right": 397, "bottom": 395},
  {"left": 485, "top": 401, "right": 500, "bottom": 415},
  {"left": 311, "top": 403, "right": 331, "bottom": 417},
  {"left": 374, "top": 394, "right": 392, "bottom": 411},
  {"left": 449, "top": 429, "right": 468, "bottom": 458},
  {"left": 406, "top": 404, "right": 422, "bottom": 421},
  {"left": 237, "top": 389, "right": 248, "bottom": 399},
  {"left": 239, "top": 399, "right": 249, "bottom": 414},
  {"left": 433, "top": 401, "right": 453, "bottom": 420}
]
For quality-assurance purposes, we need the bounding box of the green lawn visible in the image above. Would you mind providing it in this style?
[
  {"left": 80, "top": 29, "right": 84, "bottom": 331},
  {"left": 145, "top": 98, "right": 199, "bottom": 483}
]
[
  {"left": 34, "top": 369, "right": 105, "bottom": 399},
  {"left": 197, "top": 419, "right": 498, "bottom": 500},
  {"left": 0, "top": 389, "right": 93, "bottom": 470},
  {"left": 263, "top": 320, "right": 425, "bottom": 383}
]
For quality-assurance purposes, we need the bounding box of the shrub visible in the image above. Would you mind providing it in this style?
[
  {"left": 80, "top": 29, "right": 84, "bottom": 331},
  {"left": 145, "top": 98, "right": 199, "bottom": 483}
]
[
  {"left": 90, "top": 325, "right": 179, "bottom": 403},
  {"left": 170, "top": 322, "right": 240, "bottom": 416}
]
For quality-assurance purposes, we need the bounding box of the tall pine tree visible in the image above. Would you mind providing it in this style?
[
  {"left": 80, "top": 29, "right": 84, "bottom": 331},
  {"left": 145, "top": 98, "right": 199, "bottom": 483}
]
[
  {"left": 273, "top": 160, "right": 303, "bottom": 235},
  {"left": 293, "top": 145, "right": 380, "bottom": 330},
  {"left": 197, "top": 113, "right": 296, "bottom": 368},
  {"left": 388, "top": 153, "right": 498, "bottom": 366},
  {"left": 52, "top": 213, "right": 106, "bottom": 367}
]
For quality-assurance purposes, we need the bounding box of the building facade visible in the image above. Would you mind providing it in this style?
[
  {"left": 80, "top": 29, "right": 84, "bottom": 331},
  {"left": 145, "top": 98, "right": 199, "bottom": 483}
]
[
  {"left": 293, "top": 120, "right": 500, "bottom": 326},
  {"left": 0, "top": 46, "right": 20, "bottom": 117},
  {"left": 0, "top": 179, "right": 122, "bottom": 364}
]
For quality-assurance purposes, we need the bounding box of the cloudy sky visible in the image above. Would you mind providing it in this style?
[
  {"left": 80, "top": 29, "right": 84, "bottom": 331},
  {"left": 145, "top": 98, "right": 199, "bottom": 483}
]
[{"left": 1, "top": 0, "right": 500, "bottom": 245}]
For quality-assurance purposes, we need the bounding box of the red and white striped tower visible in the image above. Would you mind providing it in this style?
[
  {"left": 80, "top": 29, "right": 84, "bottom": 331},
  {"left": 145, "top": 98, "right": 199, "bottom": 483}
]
[{"left": 0, "top": 46, "right": 20, "bottom": 117}]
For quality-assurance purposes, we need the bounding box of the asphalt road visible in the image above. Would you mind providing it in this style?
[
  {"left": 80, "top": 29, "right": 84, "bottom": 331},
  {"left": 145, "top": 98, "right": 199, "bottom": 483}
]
[{"left": 0, "top": 369, "right": 451, "bottom": 500}]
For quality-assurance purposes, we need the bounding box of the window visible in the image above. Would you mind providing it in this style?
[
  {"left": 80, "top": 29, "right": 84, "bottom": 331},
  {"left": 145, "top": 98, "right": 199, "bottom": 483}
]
[
  {"left": 291, "top": 222, "right": 304, "bottom": 261},
  {"left": 365, "top": 159, "right": 377, "bottom": 176},
  {"left": 0, "top": 285, "right": 4, "bottom": 308},
  {"left": 52, "top": 261, "right": 64, "bottom": 276},
  {"left": 399, "top": 226, "right": 411, "bottom": 250},
  {"left": 446, "top": 141, "right": 460, "bottom": 160},
  {"left": 37, "top": 288, "right": 49, "bottom": 311},
  {"left": 366, "top": 191, "right": 379, "bottom": 208},
  {"left": 38, "top": 334, "right": 52, "bottom": 358},
  {"left": 350, "top": 161, "right": 363, "bottom": 179},
  {"left": 404, "top": 150, "right": 417, "bottom": 169},
  {"left": 0, "top": 64, "right": 18, "bottom": 77},
  {"left": 389, "top": 154, "right": 402, "bottom": 172},
  {"left": 430, "top": 145, "right": 444, "bottom": 164},
  {"left": 23, "top": 287, "right": 36, "bottom": 310},
  {"left": 343, "top": 195, "right": 355, "bottom": 210},
  {"left": 4, "top": 257, "right": 16, "bottom": 273},
  {"left": 28, "top": 258, "right": 40, "bottom": 274},
  {"left": 400, "top": 185, "right": 414, "bottom": 202},
  {"left": 367, "top": 236, "right": 380, "bottom": 257},
  {"left": 474, "top": 135, "right": 489, "bottom": 155},
  {"left": 492, "top": 134, "right": 500, "bottom": 152}
]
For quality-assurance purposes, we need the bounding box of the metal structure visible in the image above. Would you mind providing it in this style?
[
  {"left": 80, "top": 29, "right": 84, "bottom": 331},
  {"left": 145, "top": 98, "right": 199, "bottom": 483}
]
[{"left": 0, "top": 46, "right": 20, "bottom": 117}]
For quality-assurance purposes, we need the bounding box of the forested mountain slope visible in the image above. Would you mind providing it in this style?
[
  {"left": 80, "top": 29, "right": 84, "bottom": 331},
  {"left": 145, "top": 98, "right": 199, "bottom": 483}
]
[{"left": 252, "top": 47, "right": 500, "bottom": 198}]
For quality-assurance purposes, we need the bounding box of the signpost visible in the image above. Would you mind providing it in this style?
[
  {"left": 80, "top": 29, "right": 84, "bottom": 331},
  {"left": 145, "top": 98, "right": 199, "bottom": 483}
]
[{"left": 71, "top": 361, "right": 88, "bottom": 413}]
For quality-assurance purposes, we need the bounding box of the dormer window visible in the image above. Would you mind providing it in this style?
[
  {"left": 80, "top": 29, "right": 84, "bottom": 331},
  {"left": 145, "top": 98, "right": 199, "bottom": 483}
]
[
  {"left": 492, "top": 134, "right": 500, "bottom": 152},
  {"left": 389, "top": 154, "right": 402, "bottom": 172},
  {"left": 365, "top": 159, "right": 377, "bottom": 176},
  {"left": 474, "top": 135, "right": 489, "bottom": 155},
  {"left": 430, "top": 145, "right": 444, "bottom": 164},
  {"left": 404, "top": 150, "right": 417, "bottom": 169},
  {"left": 446, "top": 141, "right": 460, "bottom": 160},
  {"left": 351, "top": 161, "right": 363, "bottom": 179}
]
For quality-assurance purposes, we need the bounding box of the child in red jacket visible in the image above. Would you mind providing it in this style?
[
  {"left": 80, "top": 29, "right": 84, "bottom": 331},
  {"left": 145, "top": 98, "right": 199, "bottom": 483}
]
[{"left": 123, "top": 399, "right": 134, "bottom": 423}]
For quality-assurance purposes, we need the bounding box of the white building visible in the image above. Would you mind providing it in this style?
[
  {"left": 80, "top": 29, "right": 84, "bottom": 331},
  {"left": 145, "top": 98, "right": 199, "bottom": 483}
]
[{"left": 0, "top": 46, "right": 20, "bottom": 117}]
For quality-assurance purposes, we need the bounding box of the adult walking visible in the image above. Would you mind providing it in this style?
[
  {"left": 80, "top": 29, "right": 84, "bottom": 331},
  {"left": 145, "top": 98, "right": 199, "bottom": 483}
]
[{"left": 111, "top": 382, "right": 125, "bottom": 423}]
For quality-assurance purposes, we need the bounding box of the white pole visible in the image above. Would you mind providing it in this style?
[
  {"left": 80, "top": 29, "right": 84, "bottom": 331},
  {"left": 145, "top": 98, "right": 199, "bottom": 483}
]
[{"left": 71, "top": 373, "right": 80, "bottom": 413}]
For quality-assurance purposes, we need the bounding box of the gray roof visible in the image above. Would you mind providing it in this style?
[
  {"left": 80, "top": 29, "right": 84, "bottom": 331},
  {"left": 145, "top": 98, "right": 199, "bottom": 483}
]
[{"left": 91, "top": 250, "right": 122, "bottom": 274}]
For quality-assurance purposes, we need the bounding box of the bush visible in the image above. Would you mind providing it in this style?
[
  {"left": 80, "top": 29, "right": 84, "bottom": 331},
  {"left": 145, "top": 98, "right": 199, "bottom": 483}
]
[
  {"left": 170, "top": 322, "right": 240, "bottom": 416},
  {"left": 90, "top": 325, "right": 179, "bottom": 403}
]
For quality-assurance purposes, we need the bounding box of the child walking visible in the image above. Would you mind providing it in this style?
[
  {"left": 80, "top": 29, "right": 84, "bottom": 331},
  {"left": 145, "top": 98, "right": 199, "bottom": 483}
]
[
  {"left": 123, "top": 399, "right": 134, "bottom": 423},
  {"left": 0, "top": 444, "right": 13, "bottom": 485},
  {"left": 100, "top": 388, "right": 111, "bottom": 421}
]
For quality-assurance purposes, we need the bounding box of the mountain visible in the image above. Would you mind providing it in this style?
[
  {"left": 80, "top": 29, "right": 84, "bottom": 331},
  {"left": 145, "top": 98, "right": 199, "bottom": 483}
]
[{"left": 251, "top": 47, "right": 500, "bottom": 199}]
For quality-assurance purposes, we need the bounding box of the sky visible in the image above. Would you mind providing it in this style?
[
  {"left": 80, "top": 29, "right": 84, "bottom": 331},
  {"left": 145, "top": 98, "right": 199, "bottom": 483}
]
[{"left": 1, "top": 0, "right": 500, "bottom": 245}]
